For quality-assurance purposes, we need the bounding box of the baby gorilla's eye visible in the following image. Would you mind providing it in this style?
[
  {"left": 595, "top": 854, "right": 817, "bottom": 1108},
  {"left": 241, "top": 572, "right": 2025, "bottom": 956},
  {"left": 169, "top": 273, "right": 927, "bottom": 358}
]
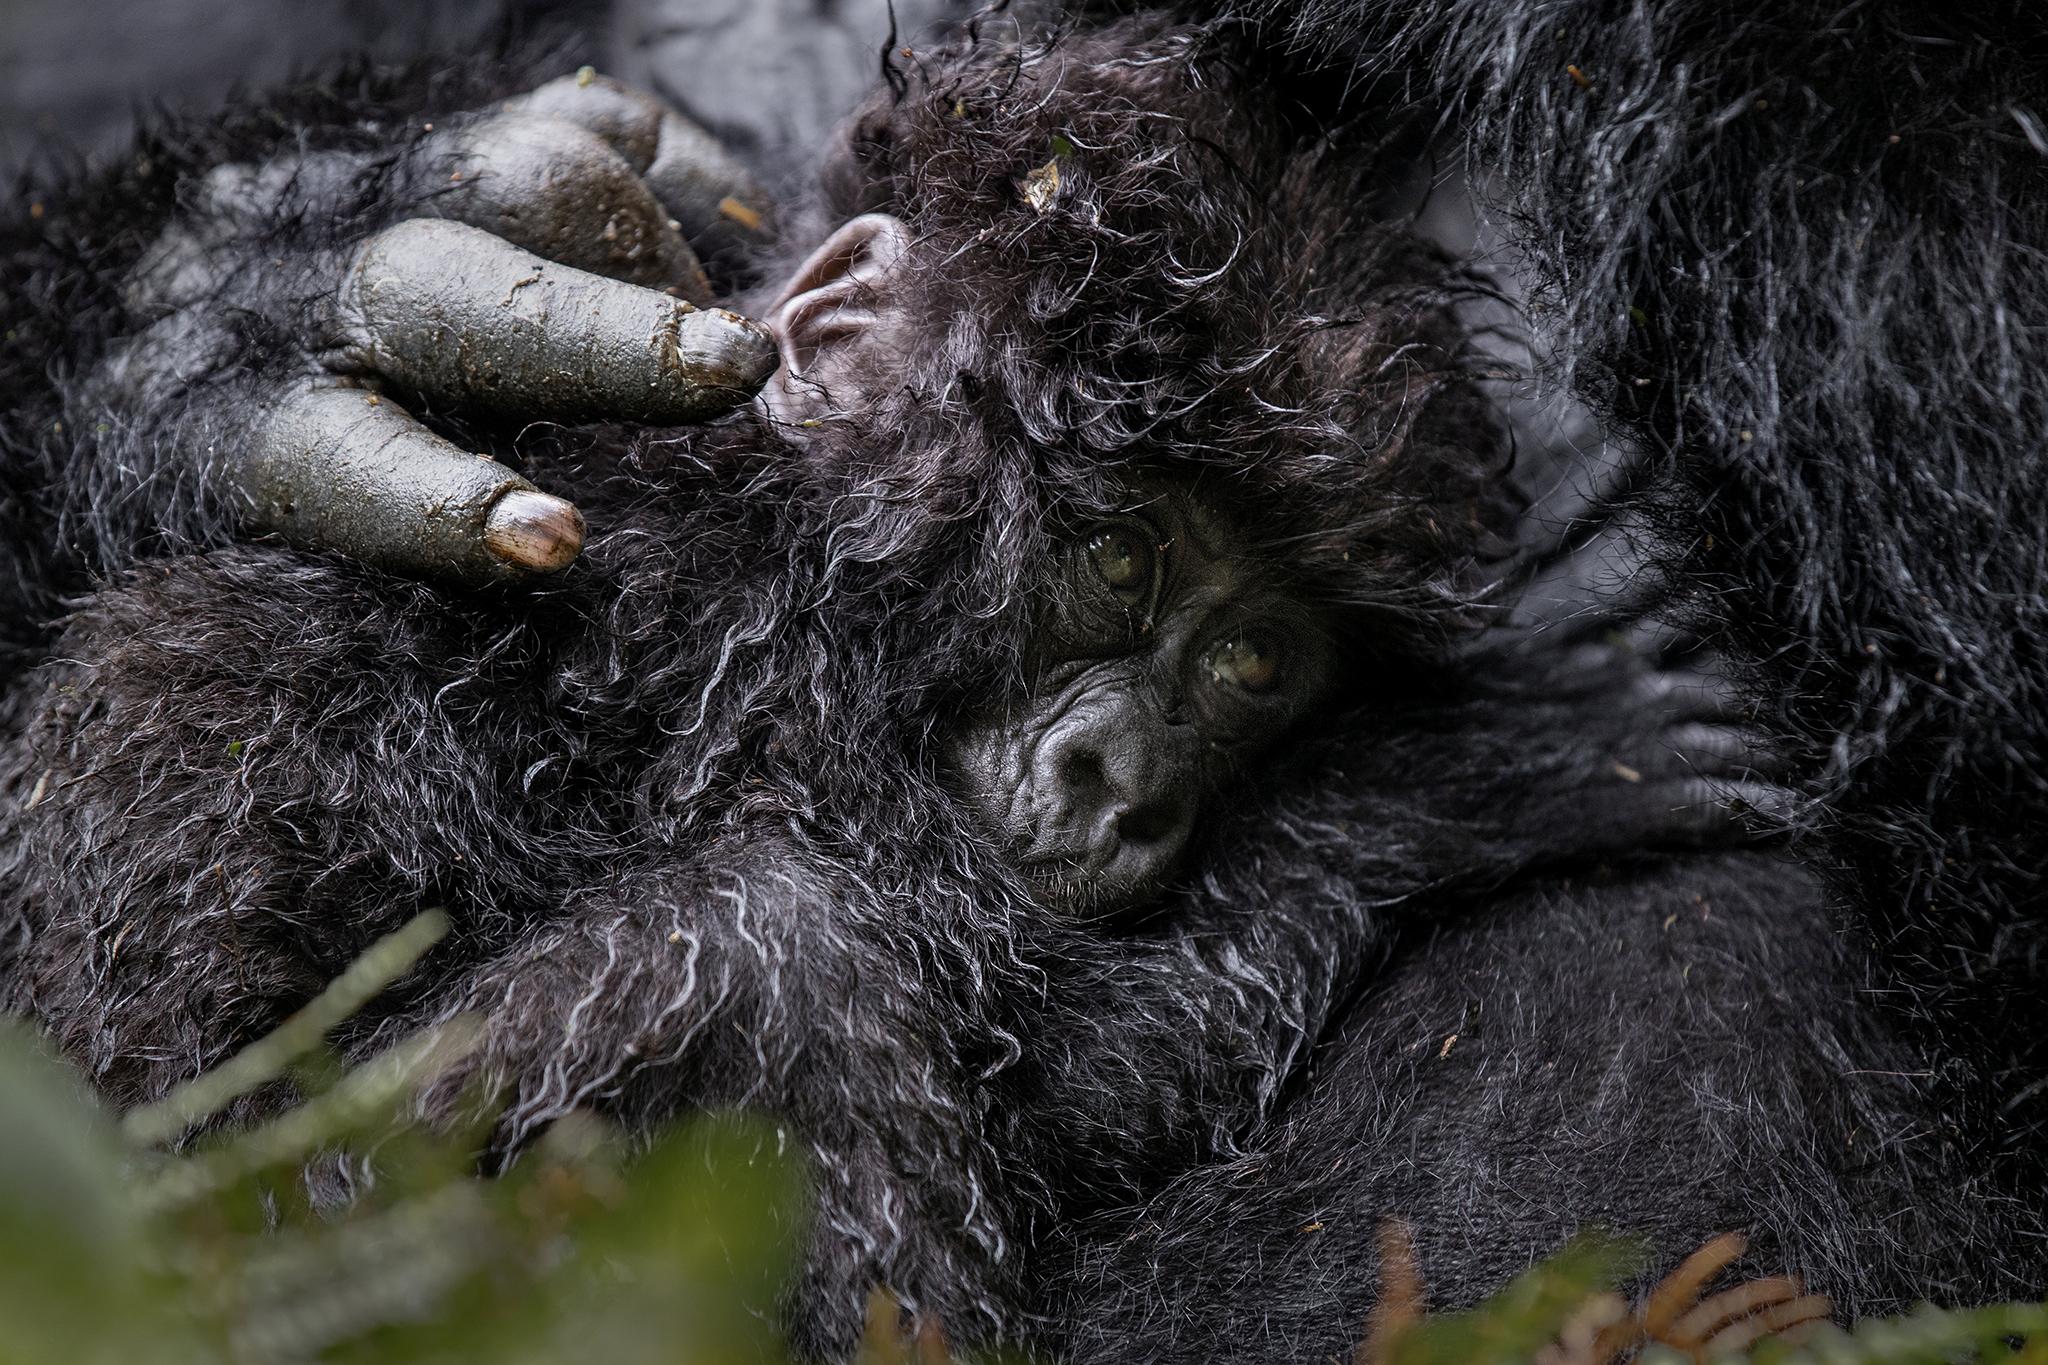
[
  {"left": 1205, "top": 633, "right": 1282, "bottom": 692},
  {"left": 1087, "top": 525, "right": 1156, "bottom": 602}
]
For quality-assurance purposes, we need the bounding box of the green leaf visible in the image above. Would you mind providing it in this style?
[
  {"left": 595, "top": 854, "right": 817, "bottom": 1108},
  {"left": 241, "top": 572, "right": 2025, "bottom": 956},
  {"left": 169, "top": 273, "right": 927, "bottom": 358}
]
[
  {"left": 1389, "top": 1233, "right": 1640, "bottom": 1365},
  {"left": 0, "top": 1024, "right": 199, "bottom": 1365}
]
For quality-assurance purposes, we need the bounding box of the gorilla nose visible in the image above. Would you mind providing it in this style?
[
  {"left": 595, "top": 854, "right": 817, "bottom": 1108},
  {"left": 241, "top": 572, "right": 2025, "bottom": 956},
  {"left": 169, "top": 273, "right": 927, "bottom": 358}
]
[
  {"left": 1111, "top": 798, "right": 1184, "bottom": 846},
  {"left": 1050, "top": 739, "right": 1195, "bottom": 889}
]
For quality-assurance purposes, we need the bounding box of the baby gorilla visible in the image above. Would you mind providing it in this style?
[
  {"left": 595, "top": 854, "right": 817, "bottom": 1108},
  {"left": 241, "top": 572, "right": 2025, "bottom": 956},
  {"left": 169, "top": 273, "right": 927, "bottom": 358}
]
[
  {"left": 948, "top": 484, "right": 1336, "bottom": 912},
  {"left": 0, "top": 13, "right": 1731, "bottom": 1359}
]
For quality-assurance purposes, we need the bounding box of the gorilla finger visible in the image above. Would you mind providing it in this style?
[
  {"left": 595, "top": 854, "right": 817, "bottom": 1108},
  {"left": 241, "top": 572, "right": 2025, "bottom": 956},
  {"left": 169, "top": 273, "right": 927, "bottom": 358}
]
[
  {"left": 1597, "top": 608, "right": 1699, "bottom": 665},
  {"left": 126, "top": 152, "right": 365, "bottom": 313},
  {"left": 332, "top": 219, "right": 778, "bottom": 425},
  {"left": 502, "top": 69, "right": 663, "bottom": 172},
  {"left": 1660, "top": 776, "right": 1800, "bottom": 833},
  {"left": 413, "top": 112, "right": 711, "bottom": 299},
  {"left": 1706, "top": 778, "right": 1803, "bottom": 826},
  {"left": 1658, "top": 721, "right": 1788, "bottom": 781},
  {"left": 1629, "top": 665, "right": 1743, "bottom": 722},
  {"left": 236, "top": 381, "right": 583, "bottom": 582},
  {"left": 505, "top": 70, "right": 779, "bottom": 270},
  {"left": 1510, "top": 517, "right": 1663, "bottom": 634},
  {"left": 1578, "top": 777, "right": 1795, "bottom": 850},
  {"left": 644, "top": 106, "right": 780, "bottom": 269}
]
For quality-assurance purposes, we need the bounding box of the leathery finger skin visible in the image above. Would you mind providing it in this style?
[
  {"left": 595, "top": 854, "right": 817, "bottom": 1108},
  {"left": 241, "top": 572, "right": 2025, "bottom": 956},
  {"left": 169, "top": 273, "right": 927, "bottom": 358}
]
[
  {"left": 416, "top": 112, "right": 710, "bottom": 299},
  {"left": 501, "top": 71, "right": 664, "bottom": 173},
  {"left": 336, "top": 218, "right": 779, "bottom": 425},
  {"left": 243, "top": 382, "right": 568, "bottom": 584},
  {"left": 502, "top": 70, "right": 778, "bottom": 269},
  {"left": 644, "top": 109, "right": 779, "bottom": 267}
]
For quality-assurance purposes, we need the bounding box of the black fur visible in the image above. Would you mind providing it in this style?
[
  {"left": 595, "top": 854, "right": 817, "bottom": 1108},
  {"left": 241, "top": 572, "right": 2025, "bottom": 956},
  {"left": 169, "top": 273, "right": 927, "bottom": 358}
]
[
  {"left": 2, "top": 7, "right": 2045, "bottom": 1362},
  {"left": 1059, "top": 852, "right": 2030, "bottom": 1358},
  {"left": 1187, "top": 0, "right": 2048, "bottom": 1161},
  {"left": 1043, "top": 0, "right": 2048, "bottom": 1354}
]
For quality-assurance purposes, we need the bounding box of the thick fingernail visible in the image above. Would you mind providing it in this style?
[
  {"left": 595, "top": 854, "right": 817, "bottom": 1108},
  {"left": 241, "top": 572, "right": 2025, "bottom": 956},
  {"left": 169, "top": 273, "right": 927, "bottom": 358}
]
[
  {"left": 485, "top": 489, "right": 585, "bottom": 572},
  {"left": 673, "top": 305, "right": 780, "bottom": 392}
]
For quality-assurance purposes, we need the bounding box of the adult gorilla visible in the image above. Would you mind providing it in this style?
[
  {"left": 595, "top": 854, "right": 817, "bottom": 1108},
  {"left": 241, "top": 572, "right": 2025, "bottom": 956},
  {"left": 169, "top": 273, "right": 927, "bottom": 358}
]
[{"left": 2, "top": 4, "right": 2045, "bottom": 1362}]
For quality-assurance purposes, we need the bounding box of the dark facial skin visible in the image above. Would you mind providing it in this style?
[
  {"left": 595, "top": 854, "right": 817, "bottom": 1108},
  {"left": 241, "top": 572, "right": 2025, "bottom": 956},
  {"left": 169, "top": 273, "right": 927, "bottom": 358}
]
[{"left": 946, "top": 483, "right": 1336, "bottom": 915}]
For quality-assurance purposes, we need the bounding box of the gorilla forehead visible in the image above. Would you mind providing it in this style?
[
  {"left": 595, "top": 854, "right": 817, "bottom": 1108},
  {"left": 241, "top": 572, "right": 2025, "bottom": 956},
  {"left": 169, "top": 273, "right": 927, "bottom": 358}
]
[{"left": 767, "top": 15, "right": 1513, "bottom": 650}]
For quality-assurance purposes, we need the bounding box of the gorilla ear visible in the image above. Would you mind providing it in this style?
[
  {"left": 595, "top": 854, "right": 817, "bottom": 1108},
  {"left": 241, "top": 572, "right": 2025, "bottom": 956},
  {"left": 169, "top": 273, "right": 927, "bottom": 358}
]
[{"left": 759, "top": 213, "right": 914, "bottom": 430}]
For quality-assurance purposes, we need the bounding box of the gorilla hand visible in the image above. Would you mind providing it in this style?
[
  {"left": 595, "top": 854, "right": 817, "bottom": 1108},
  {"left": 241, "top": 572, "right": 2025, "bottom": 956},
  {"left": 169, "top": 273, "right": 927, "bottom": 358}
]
[
  {"left": 94, "top": 70, "right": 779, "bottom": 584},
  {"left": 1476, "top": 636, "right": 1797, "bottom": 861}
]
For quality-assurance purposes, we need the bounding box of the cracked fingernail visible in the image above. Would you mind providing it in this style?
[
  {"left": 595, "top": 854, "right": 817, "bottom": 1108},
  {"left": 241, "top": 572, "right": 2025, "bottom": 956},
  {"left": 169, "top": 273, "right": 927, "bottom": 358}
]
[{"left": 484, "top": 489, "right": 584, "bottom": 572}]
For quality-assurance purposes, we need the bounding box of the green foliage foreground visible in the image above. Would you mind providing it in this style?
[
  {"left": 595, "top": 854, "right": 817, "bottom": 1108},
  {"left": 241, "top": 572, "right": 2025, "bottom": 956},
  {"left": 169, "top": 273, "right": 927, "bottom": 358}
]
[{"left": 0, "top": 911, "right": 2042, "bottom": 1365}]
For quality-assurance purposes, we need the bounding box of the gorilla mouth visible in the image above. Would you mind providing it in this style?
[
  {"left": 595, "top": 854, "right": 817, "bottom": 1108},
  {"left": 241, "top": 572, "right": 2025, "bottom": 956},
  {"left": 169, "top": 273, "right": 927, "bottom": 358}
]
[
  {"left": 1014, "top": 852, "right": 1161, "bottom": 916},
  {"left": 1011, "top": 820, "right": 1186, "bottom": 915}
]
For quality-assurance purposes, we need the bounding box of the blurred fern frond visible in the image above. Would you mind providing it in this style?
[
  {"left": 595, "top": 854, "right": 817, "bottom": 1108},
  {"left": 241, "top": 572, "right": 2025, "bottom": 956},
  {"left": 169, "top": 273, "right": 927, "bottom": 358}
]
[{"left": 1, "top": 909, "right": 2044, "bottom": 1365}]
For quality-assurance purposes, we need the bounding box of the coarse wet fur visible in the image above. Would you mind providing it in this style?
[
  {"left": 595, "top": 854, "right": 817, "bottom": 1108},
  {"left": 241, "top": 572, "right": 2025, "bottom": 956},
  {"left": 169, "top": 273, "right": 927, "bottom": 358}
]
[
  {"left": 2, "top": 8, "right": 2045, "bottom": 1363},
  {"left": 1043, "top": 0, "right": 2048, "bottom": 1354},
  {"left": 1180, "top": 0, "right": 2048, "bottom": 1161}
]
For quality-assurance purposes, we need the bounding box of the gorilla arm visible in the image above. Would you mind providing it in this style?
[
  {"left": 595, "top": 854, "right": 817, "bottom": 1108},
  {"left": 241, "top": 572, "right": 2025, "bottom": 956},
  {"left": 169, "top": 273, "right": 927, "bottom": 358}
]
[{"left": 401, "top": 842, "right": 1031, "bottom": 1357}]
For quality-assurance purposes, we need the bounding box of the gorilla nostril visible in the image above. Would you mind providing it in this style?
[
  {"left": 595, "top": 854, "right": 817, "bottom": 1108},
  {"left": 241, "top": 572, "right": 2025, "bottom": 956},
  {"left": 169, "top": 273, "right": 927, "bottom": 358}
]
[
  {"left": 1059, "top": 748, "right": 1107, "bottom": 798},
  {"left": 1113, "top": 800, "right": 1182, "bottom": 845}
]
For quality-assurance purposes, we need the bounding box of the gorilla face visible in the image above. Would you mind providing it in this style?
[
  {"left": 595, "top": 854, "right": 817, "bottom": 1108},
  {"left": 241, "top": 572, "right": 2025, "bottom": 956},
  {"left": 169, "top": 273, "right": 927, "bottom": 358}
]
[{"left": 945, "top": 482, "right": 1337, "bottom": 914}]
